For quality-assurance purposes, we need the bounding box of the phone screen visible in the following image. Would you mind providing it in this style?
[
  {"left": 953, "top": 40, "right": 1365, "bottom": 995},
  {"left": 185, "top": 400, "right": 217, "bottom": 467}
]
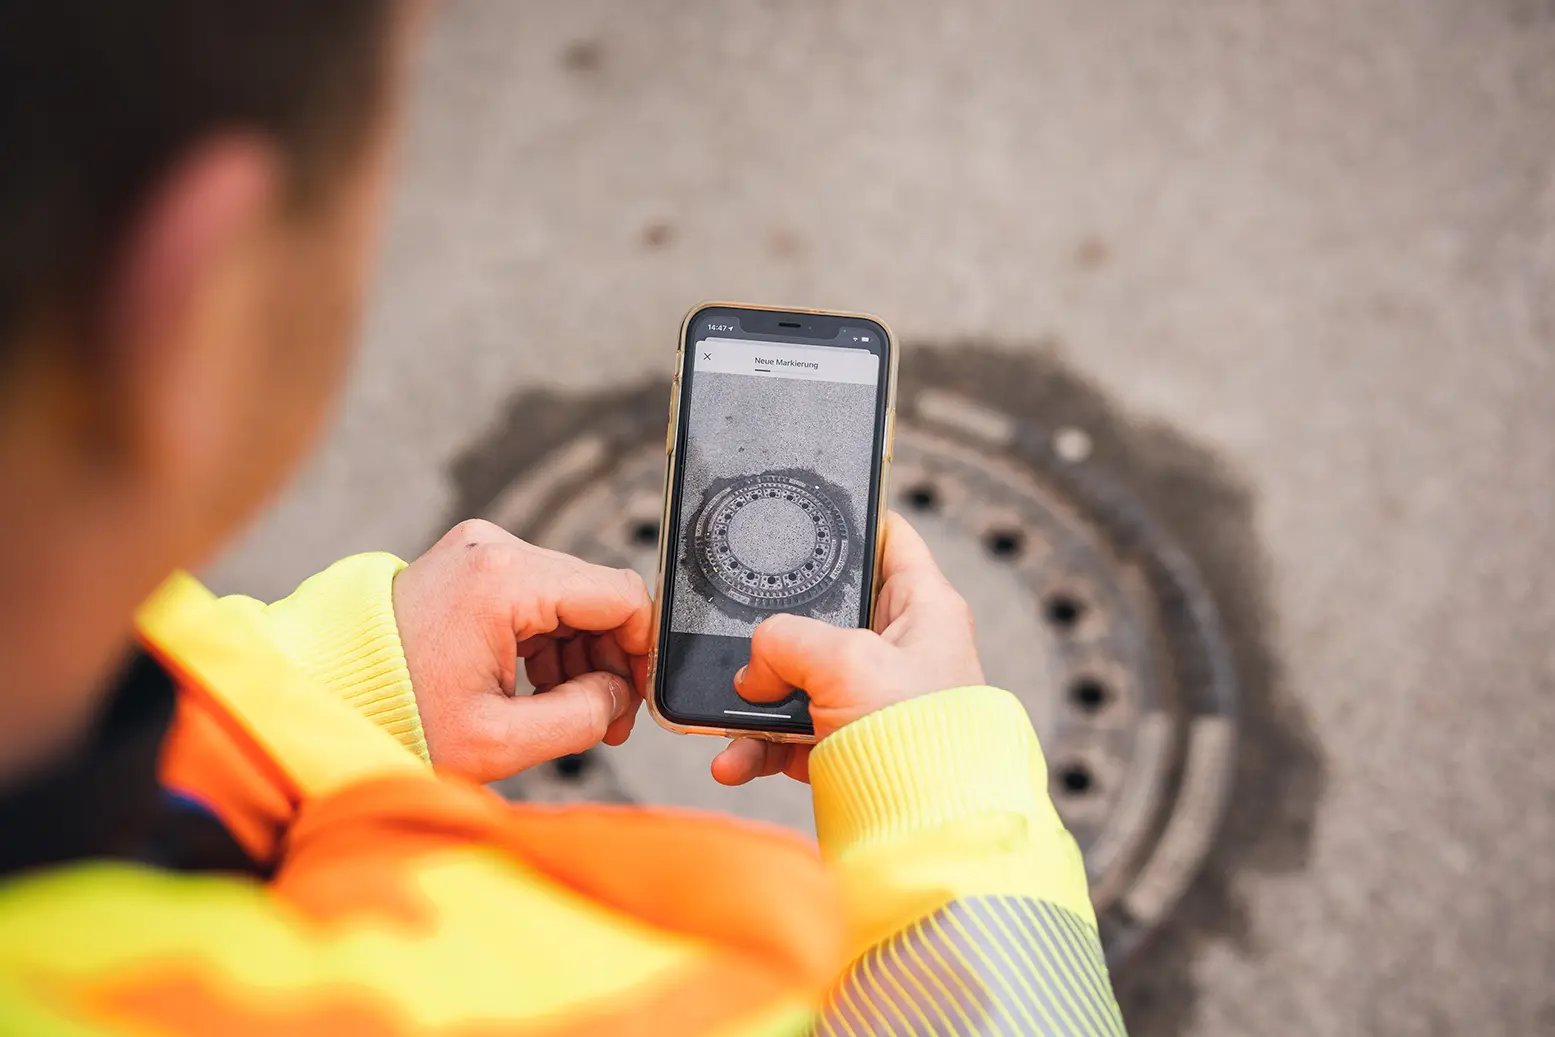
[{"left": 656, "top": 307, "right": 890, "bottom": 735}]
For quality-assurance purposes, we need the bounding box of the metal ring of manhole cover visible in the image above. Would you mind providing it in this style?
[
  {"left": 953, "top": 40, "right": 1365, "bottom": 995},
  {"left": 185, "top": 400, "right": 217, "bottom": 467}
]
[
  {"left": 692, "top": 473, "right": 851, "bottom": 611},
  {"left": 467, "top": 356, "right": 1238, "bottom": 966}
]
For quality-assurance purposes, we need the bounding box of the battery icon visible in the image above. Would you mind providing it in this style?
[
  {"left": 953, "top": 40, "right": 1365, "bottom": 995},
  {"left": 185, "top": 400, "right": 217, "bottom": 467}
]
[{"left": 860, "top": 335, "right": 870, "bottom": 342}]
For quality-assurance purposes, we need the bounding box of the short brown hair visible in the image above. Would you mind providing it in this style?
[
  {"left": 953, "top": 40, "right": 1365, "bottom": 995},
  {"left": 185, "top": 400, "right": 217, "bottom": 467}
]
[{"left": 0, "top": 1, "right": 398, "bottom": 348}]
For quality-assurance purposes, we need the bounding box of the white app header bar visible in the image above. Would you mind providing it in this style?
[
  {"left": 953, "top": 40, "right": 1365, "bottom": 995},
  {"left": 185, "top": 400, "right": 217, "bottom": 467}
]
[{"left": 693, "top": 337, "right": 880, "bottom": 386}]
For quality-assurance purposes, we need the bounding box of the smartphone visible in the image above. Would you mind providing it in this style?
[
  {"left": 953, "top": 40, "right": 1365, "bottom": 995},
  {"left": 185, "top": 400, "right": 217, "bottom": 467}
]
[{"left": 647, "top": 302, "right": 898, "bottom": 742}]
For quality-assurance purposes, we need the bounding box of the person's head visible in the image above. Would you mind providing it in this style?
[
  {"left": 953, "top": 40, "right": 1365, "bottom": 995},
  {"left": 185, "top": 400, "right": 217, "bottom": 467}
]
[{"left": 0, "top": 1, "right": 421, "bottom": 777}]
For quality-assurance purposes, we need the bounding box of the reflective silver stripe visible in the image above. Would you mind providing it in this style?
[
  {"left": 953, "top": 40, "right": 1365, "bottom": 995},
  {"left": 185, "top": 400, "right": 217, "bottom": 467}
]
[{"left": 815, "top": 897, "right": 1127, "bottom": 1037}]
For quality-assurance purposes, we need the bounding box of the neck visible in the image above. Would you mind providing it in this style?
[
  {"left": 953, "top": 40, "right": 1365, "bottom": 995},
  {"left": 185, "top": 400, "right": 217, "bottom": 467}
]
[{"left": 0, "top": 515, "right": 171, "bottom": 792}]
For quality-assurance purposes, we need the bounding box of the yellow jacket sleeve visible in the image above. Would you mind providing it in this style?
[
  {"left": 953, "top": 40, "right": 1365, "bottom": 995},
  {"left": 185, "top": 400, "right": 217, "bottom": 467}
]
[
  {"left": 216, "top": 553, "right": 428, "bottom": 762},
  {"left": 808, "top": 686, "right": 1127, "bottom": 1035}
]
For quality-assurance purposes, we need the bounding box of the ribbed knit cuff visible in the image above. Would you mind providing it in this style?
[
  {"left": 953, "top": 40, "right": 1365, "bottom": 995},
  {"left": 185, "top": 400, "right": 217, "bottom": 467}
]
[
  {"left": 809, "top": 686, "right": 1048, "bottom": 859},
  {"left": 258, "top": 552, "right": 429, "bottom": 762}
]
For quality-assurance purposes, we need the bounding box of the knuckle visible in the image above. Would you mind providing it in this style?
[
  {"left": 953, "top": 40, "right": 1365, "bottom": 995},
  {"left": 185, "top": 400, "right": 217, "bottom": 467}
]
[
  {"left": 463, "top": 541, "right": 514, "bottom": 579},
  {"left": 448, "top": 518, "right": 502, "bottom": 545},
  {"left": 618, "top": 566, "right": 650, "bottom": 601}
]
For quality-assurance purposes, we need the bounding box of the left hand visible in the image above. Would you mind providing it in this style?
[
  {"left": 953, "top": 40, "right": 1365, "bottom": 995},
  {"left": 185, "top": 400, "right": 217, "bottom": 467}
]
[{"left": 392, "top": 520, "right": 654, "bottom": 782}]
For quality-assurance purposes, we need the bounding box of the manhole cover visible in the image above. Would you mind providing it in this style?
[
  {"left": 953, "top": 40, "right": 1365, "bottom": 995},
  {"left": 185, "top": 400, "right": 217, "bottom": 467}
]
[
  {"left": 457, "top": 347, "right": 1239, "bottom": 966},
  {"left": 690, "top": 472, "right": 852, "bottom": 612}
]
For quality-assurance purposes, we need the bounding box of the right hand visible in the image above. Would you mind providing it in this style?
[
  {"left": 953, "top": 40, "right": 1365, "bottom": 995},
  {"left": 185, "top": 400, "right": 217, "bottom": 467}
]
[
  {"left": 393, "top": 520, "right": 653, "bottom": 783},
  {"left": 711, "top": 511, "right": 984, "bottom": 785}
]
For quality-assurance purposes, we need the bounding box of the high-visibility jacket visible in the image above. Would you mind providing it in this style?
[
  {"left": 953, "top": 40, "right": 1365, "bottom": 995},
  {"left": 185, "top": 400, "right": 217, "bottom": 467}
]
[{"left": 0, "top": 553, "right": 1126, "bottom": 1035}]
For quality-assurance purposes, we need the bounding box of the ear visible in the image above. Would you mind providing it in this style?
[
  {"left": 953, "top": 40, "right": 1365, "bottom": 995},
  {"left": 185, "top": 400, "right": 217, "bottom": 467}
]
[{"left": 96, "top": 135, "right": 282, "bottom": 486}]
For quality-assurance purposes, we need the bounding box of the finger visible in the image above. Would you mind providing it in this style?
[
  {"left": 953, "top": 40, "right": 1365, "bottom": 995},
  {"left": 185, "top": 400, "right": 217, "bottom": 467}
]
[
  {"left": 711, "top": 738, "right": 792, "bottom": 786},
  {"left": 602, "top": 697, "right": 640, "bottom": 746},
  {"left": 561, "top": 635, "right": 591, "bottom": 681},
  {"left": 878, "top": 510, "right": 944, "bottom": 583},
  {"left": 782, "top": 746, "right": 812, "bottom": 784},
  {"left": 594, "top": 633, "right": 641, "bottom": 746},
  {"left": 524, "top": 640, "right": 562, "bottom": 690},
  {"left": 630, "top": 654, "right": 649, "bottom": 699},
  {"left": 494, "top": 671, "right": 632, "bottom": 775},
  {"left": 517, "top": 554, "right": 655, "bottom": 654},
  {"left": 515, "top": 634, "right": 551, "bottom": 658},
  {"left": 589, "top": 632, "right": 631, "bottom": 680},
  {"left": 874, "top": 511, "right": 966, "bottom": 634},
  {"left": 739, "top": 613, "right": 878, "bottom": 704},
  {"left": 517, "top": 623, "right": 574, "bottom": 648}
]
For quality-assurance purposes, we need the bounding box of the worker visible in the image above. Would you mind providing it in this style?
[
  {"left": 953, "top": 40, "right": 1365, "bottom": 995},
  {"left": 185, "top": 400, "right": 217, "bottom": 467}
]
[{"left": 0, "top": 3, "right": 1126, "bottom": 1033}]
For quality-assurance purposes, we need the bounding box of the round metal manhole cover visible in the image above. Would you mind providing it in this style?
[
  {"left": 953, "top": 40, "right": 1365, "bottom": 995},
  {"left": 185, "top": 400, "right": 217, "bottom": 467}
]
[
  {"left": 691, "top": 473, "right": 851, "bottom": 611},
  {"left": 461, "top": 349, "right": 1239, "bottom": 966}
]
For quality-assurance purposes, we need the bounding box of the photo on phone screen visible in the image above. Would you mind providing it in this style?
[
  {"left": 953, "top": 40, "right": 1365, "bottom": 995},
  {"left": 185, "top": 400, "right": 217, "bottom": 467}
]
[{"left": 657, "top": 308, "right": 889, "bottom": 735}]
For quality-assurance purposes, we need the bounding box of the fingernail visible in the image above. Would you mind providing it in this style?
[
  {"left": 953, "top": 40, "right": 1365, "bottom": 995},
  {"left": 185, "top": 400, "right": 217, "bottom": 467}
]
[
  {"left": 733, "top": 665, "right": 747, "bottom": 686},
  {"left": 607, "top": 675, "right": 629, "bottom": 719}
]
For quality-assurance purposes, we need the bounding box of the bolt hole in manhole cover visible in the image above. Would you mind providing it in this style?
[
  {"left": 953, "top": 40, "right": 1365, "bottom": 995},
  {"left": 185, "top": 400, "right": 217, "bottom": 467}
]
[{"left": 452, "top": 345, "right": 1240, "bottom": 967}]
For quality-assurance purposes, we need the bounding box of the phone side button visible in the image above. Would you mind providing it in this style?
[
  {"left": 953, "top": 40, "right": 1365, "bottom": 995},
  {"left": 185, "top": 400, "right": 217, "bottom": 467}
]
[
  {"left": 884, "top": 407, "right": 896, "bottom": 462},
  {"left": 665, "top": 376, "right": 680, "bottom": 454}
]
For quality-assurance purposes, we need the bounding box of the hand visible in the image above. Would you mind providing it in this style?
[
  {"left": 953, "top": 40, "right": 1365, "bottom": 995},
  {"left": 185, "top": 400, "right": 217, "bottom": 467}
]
[
  {"left": 711, "top": 511, "right": 984, "bottom": 785},
  {"left": 393, "top": 519, "right": 653, "bottom": 782}
]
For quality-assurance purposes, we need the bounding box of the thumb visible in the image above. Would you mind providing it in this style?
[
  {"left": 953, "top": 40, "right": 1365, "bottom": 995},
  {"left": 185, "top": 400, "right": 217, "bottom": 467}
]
[
  {"left": 878, "top": 510, "right": 943, "bottom": 582},
  {"left": 738, "top": 613, "right": 880, "bottom": 706},
  {"left": 493, "top": 671, "right": 631, "bottom": 775}
]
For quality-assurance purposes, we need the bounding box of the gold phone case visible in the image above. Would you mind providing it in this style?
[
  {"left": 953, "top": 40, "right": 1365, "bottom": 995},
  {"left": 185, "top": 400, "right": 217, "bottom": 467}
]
[{"left": 645, "top": 301, "right": 900, "bottom": 743}]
